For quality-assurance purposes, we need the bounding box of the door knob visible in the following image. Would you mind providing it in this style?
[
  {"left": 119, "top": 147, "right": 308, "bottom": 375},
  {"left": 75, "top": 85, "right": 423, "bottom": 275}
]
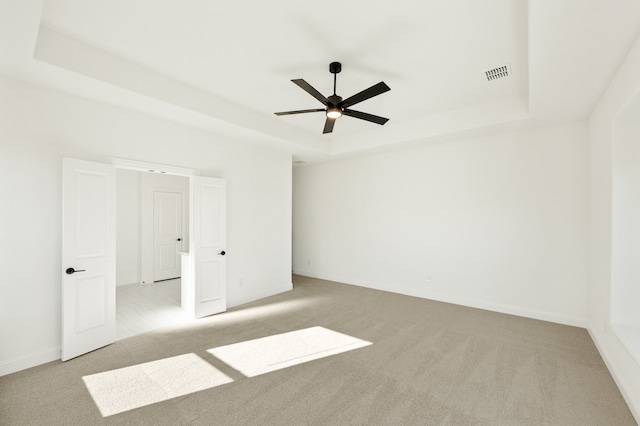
[
  {"left": 218, "top": 251, "right": 226, "bottom": 256},
  {"left": 66, "top": 267, "right": 86, "bottom": 275},
  {"left": 177, "top": 238, "right": 182, "bottom": 241}
]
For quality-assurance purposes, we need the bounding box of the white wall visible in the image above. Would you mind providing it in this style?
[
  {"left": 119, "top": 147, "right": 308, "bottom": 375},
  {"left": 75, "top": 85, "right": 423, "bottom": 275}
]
[
  {"left": 116, "top": 169, "right": 139, "bottom": 286},
  {"left": 0, "top": 75, "right": 292, "bottom": 375},
  {"left": 611, "top": 117, "right": 640, "bottom": 326},
  {"left": 293, "top": 122, "right": 588, "bottom": 326},
  {"left": 588, "top": 31, "right": 640, "bottom": 421}
]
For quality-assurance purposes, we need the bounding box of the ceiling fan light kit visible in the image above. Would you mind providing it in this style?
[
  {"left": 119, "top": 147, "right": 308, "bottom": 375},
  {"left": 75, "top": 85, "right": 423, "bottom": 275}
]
[
  {"left": 326, "top": 106, "right": 342, "bottom": 119},
  {"left": 275, "top": 61, "right": 390, "bottom": 134}
]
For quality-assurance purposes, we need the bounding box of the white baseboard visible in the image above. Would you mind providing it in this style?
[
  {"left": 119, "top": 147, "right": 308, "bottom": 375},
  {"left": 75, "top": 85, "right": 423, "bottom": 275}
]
[
  {"left": 0, "top": 346, "right": 61, "bottom": 377},
  {"left": 227, "top": 282, "right": 293, "bottom": 309},
  {"left": 587, "top": 325, "right": 640, "bottom": 424},
  {"left": 293, "top": 270, "right": 588, "bottom": 328}
]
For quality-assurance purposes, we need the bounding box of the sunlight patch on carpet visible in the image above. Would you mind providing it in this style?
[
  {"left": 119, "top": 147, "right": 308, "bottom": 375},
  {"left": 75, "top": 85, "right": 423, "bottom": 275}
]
[
  {"left": 207, "top": 326, "right": 372, "bottom": 377},
  {"left": 146, "top": 298, "right": 322, "bottom": 338},
  {"left": 221, "top": 298, "right": 321, "bottom": 323},
  {"left": 83, "top": 353, "right": 232, "bottom": 417}
]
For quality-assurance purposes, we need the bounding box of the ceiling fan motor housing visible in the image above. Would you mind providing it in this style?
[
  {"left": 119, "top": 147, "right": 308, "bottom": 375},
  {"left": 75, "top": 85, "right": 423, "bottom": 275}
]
[{"left": 327, "top": 95, "right": 343, "bottom": 106}]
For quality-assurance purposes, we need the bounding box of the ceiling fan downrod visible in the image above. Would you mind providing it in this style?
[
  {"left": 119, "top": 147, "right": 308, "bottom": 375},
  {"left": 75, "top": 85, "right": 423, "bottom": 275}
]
[{"left": 330, "top": 61, "right": 342, "bottom": 96}]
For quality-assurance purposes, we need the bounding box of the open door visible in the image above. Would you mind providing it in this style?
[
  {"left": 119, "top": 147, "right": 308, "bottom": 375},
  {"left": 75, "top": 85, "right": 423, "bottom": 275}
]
[
  {"left": 62, "top": 158, "right": 116, "bottom": 361},
  {"left": 191, "top": 176, "right": 227, "bottom": 318}
]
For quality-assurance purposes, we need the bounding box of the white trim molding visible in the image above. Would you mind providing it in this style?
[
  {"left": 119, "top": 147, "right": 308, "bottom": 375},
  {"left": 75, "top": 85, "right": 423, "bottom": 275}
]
[
  {"left": 293, "top": 270, "right": 588, "bottom": 328},
  {"left": 0, "top": 347, "right": 61, "bottom": 377},
  {"left": 109, "top": 158, "right": 199, "bottom": 177},
  {"left": 587, "top": 324, "right": 640, "bottom": 424}
]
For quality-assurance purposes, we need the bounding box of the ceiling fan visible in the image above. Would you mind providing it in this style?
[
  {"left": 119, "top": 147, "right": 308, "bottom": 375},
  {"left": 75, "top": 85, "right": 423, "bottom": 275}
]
[{"left": 275, "top": 62, "right": 390, "bottom": 134}]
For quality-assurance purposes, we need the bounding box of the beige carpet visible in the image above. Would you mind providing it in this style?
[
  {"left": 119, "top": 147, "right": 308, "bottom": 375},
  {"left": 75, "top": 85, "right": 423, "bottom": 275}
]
[{"left": 0, "top": 275, "right": 635, "bottom": 425}]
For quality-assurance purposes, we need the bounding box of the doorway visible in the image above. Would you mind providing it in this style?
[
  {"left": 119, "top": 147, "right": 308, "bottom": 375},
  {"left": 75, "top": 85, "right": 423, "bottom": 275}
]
[
  {"left": 115, "top": 169, "right": 190, "bottom": 339},
  {"left": 62, "top": 157, "right": 228, "bottom": 360}
]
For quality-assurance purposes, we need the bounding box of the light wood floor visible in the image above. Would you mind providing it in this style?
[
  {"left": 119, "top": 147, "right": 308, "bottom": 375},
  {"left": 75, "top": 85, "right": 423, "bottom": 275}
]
[{"left": 116, "top": 279, "right": 191, "bottom": 340}]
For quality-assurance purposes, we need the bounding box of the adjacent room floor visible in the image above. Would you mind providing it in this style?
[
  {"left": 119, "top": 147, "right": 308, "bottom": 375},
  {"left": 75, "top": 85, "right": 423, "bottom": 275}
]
[
  {"left": 116, "top": 278, "right": 191, "bottom": 340},
  {"left": 0, "top": 275, "right": 635, "bottom": 425}
]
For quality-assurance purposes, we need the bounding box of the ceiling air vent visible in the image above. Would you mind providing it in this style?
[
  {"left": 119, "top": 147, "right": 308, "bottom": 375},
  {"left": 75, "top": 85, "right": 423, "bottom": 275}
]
[{"left": 485, "top": 64, "right": 511, "bottom": 81}]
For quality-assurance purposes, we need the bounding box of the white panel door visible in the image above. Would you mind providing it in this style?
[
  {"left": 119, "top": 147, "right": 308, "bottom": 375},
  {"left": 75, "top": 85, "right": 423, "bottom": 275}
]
[
  {"left": 62, "top": 158, "right": 116, "bottom": 361},
  {"left": 153, "top": 191, "right": 183, "bottom": 281},
  {"left": 191, "top": 177, "right": 226, "bottom": 318}
]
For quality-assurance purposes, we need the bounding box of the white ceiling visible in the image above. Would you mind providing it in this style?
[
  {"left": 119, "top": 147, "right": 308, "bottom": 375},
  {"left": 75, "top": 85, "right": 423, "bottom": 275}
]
[{"left": 1, "top": 0, "right": 640, "bottom": 164}]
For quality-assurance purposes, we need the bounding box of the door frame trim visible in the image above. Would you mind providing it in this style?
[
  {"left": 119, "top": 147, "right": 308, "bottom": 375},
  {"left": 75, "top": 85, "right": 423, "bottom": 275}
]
[{"left": 109, "top": 158, "right": 199, "bottom": 177}]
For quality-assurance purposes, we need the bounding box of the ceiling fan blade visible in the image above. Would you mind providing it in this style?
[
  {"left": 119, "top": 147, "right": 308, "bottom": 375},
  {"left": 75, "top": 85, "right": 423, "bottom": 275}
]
[
  {"left": 340, "top": 82, "right": 390, "bottom": 109},
  {"left": 323, "top": 117, "right": 336, "bottom": 134},
  {"left": 292, "top": 79, "right": 329, "bottom": 106},
  {"left": 343, "top": 109, "right": 389, "bottom": 125},
  {"left": 274, "top": 108, "right": 325, "bottom": 116}
]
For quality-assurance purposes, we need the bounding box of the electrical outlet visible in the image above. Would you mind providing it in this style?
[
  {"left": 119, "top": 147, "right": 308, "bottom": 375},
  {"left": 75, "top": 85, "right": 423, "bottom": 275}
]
[
  {"left": 238, "top": 278, "right": 243, "bottom": 287},
  {"left": 307, "top": 258, "right": 311, "bottom": 266}
]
